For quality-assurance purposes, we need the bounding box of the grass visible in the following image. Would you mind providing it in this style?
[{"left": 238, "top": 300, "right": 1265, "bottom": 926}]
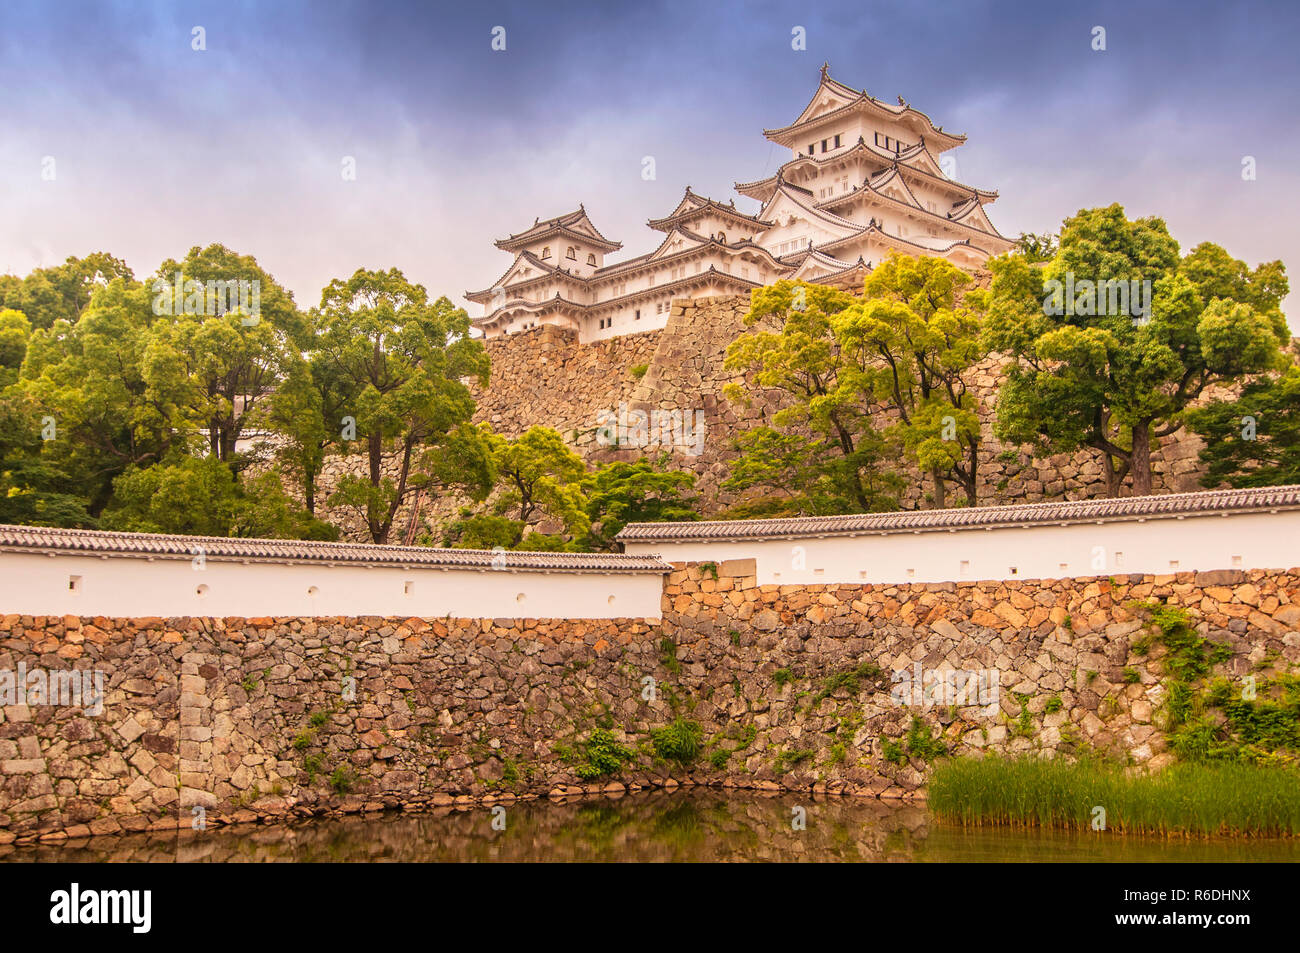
[
  {"left": 651, "top": 717, "right": 703, "bottom": 765},
  {"left": 658, "top": 637, "right": 681, "bottom": 676},
  {"left": 809, "top": 660, "right": 883, "bottom": 709},
  {"left": 929, "top": 755, "right": 1300, "bottom": 837}
]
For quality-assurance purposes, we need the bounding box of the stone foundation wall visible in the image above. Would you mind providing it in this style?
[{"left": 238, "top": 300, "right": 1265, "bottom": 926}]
[{"left": 3, "top": 564, "right": 1296, "bottom": 842}]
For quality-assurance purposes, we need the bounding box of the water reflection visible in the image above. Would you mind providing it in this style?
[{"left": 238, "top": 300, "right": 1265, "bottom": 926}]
[{"left": 4, "top": 791, "right": 1297, "bottom": 863}]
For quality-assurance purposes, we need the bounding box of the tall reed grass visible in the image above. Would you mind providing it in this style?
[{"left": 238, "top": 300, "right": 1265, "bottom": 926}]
[{"left": 928, "top": 755, "right": 1300, "bottom": 837}]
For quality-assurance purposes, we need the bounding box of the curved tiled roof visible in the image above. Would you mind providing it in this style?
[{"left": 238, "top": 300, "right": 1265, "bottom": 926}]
[
  {"left": 616, "top": 486, "right": 1300, "bottom": 543},
  {"left": 648, "top": 188, "right": 775, "bottom": 231},
  {"left": 0, "top": 524, "right": 672, "bottom": 573},
  {"left": 465, "top": 250, "right": 579, "bottom": 301},
  {"left": 765, "top": 69, "right": 965, "bottom": 151},
  {"left": 816, "top": 222, "right": 978, "bottom": 258},
  {"left": 494, "top": 207, "right": 622, "bottom": 252}
]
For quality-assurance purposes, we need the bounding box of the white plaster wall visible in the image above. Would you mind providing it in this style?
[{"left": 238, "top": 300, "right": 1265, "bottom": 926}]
[
  {"left": 0, "top": 553, "right": 665, "bottom": 620},
  {"left": 622, "top": 511, "right": 1300, "bottom": 585}
]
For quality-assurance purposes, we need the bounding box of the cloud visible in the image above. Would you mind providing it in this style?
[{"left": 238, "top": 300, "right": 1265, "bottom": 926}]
[{"left": 0, "top": 0, "right": 1295, "bottom": 329}]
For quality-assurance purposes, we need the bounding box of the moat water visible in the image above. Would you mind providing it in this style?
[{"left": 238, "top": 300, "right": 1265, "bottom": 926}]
[{"left": 5, "top": 791, "right": 1298, "bottom": 862}]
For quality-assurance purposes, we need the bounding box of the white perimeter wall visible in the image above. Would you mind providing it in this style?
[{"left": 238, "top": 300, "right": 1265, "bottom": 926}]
[
  {"left": 622, "top": 511, "right": 1300, "bottom": 585},
  {"left": 0, "top": 553, "right": 664, "bottom": 620}
]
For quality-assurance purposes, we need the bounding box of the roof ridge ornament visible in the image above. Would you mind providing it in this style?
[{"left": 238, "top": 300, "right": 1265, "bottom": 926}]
[{"left": 820, "top": 61, "right": 829, "bottom": 79}]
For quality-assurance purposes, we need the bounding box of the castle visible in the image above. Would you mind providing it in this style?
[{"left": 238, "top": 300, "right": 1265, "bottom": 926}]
[{"left": 468, "top": 65, "right": 1015, "bottom": 342}]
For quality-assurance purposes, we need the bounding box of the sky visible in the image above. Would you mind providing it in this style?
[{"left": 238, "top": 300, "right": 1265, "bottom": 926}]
[{"left": 2, "top": 0, "right": 1298, "bottom": 329}]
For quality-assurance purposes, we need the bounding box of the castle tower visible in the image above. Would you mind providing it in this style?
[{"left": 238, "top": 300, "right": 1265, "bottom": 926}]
[{"left": 468, "top": 68, "right": 1013, "bottom": 342}]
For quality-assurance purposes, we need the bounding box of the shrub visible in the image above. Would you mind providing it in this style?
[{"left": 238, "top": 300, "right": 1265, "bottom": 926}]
[
  {"left": 573, "top": 728, "right": 635, "bottom": 780},
  {"left": 329, "top": 766, "right": 356, "bottom": 794},
  {"left": 651, "top": 718, "right": 703, "bottom": 765}
]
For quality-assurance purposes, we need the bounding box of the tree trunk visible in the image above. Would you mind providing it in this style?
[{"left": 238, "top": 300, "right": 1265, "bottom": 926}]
[
  {"left": 368, "top": 431, "right": 382, "bottom": 485},
  {"left": 1130, "top": 423, "right": 1153, "bottom": 496},
  {"left": 931, "top": 469, "right": 946, "bottom": 509},
  {"left": 367, "top": 431, "right": 384, "bottom": 542},
  {"left": 1102, "top": 452, "right": 1119, "bottom": 497},
  {"left": 963, "top": 443, "right": 978, "bottom": 507}
]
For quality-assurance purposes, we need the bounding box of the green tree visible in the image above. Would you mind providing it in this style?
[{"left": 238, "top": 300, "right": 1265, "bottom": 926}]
[
  {"left": 101, "top": 455, "right": 333, "bottom": 539},
  {"left": 15, "top": 277, "right": 183, "bottom": 515},
  {"left": 101, "top": 455, "right": 240, "bottom": 536},
  {"left": 1015, "top": 232, "right": 1058, "bottom": 264},
  {"left": 0, "top": 388, "right": 95, "bottom": 527},
  {"left": 0, "top": 309, "right": 31, "bottom": 388},
  {"left": 723, "top": 280, "right": 903, "bottom": 515},
  {"left": 441, "top": 425, "right": 589, "bottom": 548},
  {"left": 256, "top": 355, "right": 341, "bottom": 515},
  {"left": 230, "top": 470, "right": 339, "bottom": 540},
  {"left": 582, "top": 455, "right": 699, "bottom": 550},
  {"left": 834, "top": 253, "right": 988, "bottom": 506},
  {"left": 1187, "top": 364, "right": 1300, "bottom": 488},
  {"left": 143, "top": 245, "right": 303, "bottom": 465},
  {"left": 985, "top": 204, "right": 1289, "bottom": 496},
  {"left": 0, "top": 252, "right": 133, "bottom": 329},
  {"left": 314, "top": 268, "right": 488, "bottom": 543}
]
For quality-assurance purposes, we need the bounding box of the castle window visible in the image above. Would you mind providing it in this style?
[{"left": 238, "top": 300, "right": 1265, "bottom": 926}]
[
  {"left": 587, "top": 253, "right": 596, "bottom": 266},
  {"left": 808, "top": 142, "right": 816, "bottom": 155},
  {"left": 635, "top": 309, "right": 640, "bottom": 320},
  {"left": 566, "top": 246, "right": 577, "bottom": 260},
  {"left": 541, "top": 246, "right": 551, "bottom": 259},
  {"left": 834, "top": 134, "right": 842, "bottom": 148}
]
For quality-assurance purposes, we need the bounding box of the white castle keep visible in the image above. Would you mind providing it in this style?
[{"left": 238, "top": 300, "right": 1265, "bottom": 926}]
[{"left": 468, "top": 65, "right": 1014, "bottom": 343}]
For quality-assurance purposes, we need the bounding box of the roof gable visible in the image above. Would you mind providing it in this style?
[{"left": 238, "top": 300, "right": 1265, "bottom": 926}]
[
  {"left": 495, "top": 206, "right": 621, "bottom": 252},
  {"left": 646, "top": 228, "right": 712, "bottom": 261}
]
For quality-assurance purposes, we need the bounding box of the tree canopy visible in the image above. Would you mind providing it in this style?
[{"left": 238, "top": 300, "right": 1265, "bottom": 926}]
[{"left": 984, "top": 204, "right": 1290, "bottom": 496}]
